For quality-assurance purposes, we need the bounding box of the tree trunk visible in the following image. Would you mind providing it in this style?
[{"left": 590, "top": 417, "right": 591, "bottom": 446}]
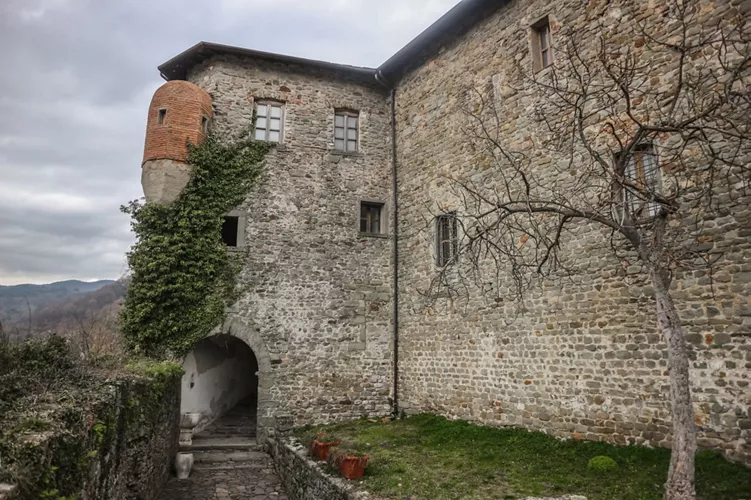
[{"left": 651, "top": 267, "right": 696, "bottom": 500}]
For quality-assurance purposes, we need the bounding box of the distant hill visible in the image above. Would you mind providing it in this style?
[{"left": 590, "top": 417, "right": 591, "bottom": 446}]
[
  {"left": 0, "top": 280, "right": 118, "bottom": 337},
  {"left": 28, "top": 281, "right": 128, "bottom": 334}
]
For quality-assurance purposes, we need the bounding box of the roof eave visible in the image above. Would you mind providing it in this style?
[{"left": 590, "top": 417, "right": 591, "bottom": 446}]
[
  {"left": 376, "top": 0, "right": 506, "bottom": 85},
  {"left": 158, "top": 41, "right": 378, "bottom": 82}
]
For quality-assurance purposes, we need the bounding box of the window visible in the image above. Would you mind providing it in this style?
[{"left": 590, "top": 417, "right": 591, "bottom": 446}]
[
  {"left": 157, "top": 108, "right": 167, "bottom": 125},
  {"left": 623, "top": 145, "right": 661, "bottom": 218},
  {"left": 435, "top": 212, "right": 458, "bottom": 267},
  {"left": 201, "top": 115, "right": 209, "bottom": 133},
  {"left": 335, "top": 110, "right": 359, "bottom": 152},
  {"left": 255, "top": 101, "right": 283, "bottom": 143},
  {"left": 532, "top": 17, "right": 554, "bottom": 72},
  {"left": 360, "top": 202, "right": 384, "bottom": 234},
  {"left": 221, "top": 216, "right": 239, "bottom": 247}
]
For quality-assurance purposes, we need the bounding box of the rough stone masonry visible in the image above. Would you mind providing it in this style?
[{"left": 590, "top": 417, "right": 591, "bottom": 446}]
[{"left": 144, "top": 0, "right": 750, "bottom": 464}]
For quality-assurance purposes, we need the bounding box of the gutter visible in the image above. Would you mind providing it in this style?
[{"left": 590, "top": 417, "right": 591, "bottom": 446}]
[{"left": 375, "top": 70, "right": 400, "bottom": 418}]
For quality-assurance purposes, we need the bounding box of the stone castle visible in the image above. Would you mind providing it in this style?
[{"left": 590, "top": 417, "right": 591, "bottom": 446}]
[{"left": 140, "top": 0, "right": 750, "bottom": 465}]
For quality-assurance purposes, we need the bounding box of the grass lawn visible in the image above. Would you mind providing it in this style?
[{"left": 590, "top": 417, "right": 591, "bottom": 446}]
[{"left": 295, "top": 414, "right": 751, "bottom": 500}]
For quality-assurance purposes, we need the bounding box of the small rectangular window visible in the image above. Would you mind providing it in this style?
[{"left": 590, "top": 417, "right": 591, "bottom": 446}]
[
  {"left": 255, "top": 102, "right": 284, "bottom": 143},
  {"left": 201, "top": 115, "right": 209, "bottom": 133},
  {"left": 335, "top": 110, "right": 359, "bottom": 152},
  {"left": 222, "top": 216, "right": 239, "bottom": 247},
  {"left": 360, "top": 202, "right": 384, "bottom": 234},
  {"left": 623, "top": 145, "right": 661, "bottom": 218},
  {"left": 157, "top": 108, "right": 167, "bottom": 125},
  {"left": 435, "top": 212, "right": 458, "bottom": 267},
  {"left": 531, "top": 17, "right": 554, "bottom": 72}
]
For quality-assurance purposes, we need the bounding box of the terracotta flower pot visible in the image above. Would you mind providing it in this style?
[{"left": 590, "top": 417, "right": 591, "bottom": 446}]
[
  {"left": 311, "top": 440, "right": 340, "bottom": 461},
  {"left": 336, "top": 456, "right": 370, "bottom": 480}
]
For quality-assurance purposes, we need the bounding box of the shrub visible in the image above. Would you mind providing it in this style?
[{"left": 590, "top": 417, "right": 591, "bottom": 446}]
[{"left": 587, "top": 455, "right": 618, "bottom": 472}]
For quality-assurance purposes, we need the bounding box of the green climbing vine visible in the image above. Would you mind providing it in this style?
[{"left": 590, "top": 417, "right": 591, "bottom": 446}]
[{"left": 120, "top": 134, "right": 273, "bottom": 359}]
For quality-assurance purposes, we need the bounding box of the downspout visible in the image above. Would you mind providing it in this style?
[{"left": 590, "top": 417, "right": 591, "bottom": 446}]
[{"left": 375, "top": 70, "right": 399, "bottom": 419}]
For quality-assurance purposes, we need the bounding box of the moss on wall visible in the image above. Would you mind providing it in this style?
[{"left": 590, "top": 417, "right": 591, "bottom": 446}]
[{"left": 0, "top": 337, "right": 182, "bottom": 500}]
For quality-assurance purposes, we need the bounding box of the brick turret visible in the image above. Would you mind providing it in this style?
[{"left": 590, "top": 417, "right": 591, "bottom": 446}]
[{"left": 141, "top": 80, "right": 213, "bottom": 204}]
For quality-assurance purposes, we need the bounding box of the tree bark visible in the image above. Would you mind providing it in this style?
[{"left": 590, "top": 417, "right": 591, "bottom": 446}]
[{"left": 651, "top": 267, "right": 696, "bottom": 500}]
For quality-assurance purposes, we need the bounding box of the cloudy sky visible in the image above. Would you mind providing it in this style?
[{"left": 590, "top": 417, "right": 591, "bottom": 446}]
[{"left": 0, "top": 0, "right": 459, "bottom": 285}]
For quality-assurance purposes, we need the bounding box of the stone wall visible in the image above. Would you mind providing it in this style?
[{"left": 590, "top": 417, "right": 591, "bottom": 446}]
[
  {"left": 393, "top": 0, "right": 750, "bottom": 465},
  {"left": 270, "top": 435, "right": 366, "bottom": 500},
  {"left": 91, "top": 368, "right": 181, "bottom": 499},
  {"left": 0, "top": 360, "right": 181, "bottom": 499},
  {"left": 186, "top": 55, "right": 394, "bottom": 435}
]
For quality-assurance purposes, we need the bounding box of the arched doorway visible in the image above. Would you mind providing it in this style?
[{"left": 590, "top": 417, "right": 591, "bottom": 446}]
[{"left": 181, "top": 334, "right": 259, "bottom": 437}]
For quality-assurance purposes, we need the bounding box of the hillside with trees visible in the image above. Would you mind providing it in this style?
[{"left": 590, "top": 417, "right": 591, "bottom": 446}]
[{"left": 0, "top": 280, "right": 126, "bottom": 353}]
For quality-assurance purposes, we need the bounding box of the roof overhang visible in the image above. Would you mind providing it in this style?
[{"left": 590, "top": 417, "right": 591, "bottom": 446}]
[
  {"left": 158, "top": 41, "right": 378, "bottom": 81},
  {"left": 377, "top": 0, "right": 507, "bottom": 85}
]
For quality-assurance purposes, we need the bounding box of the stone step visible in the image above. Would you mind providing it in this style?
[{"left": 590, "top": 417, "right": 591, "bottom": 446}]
[
  {"left": 191, "top": 462, "right": 272, "bottom": 472},
  {"left": 184, "top": 437, "right": 263, "bottom": 451},
  {"left": 191, "top": 449, "right": 270, "bottom": 465}
]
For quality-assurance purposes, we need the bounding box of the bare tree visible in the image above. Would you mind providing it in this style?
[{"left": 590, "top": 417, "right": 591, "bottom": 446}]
[
  {"left": 423, "top": 3, "right": 749, "bottom": 499},
  {"left": 66, "top": 308, "right": 123, "bottom": 359}
]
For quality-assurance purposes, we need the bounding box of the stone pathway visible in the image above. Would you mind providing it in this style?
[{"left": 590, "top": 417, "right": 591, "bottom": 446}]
[
  {"left": 160, "top": 455, "right": 288, "bottom": 500},
  {"left": 161, "top": 399, "right": 289, "bottom": 500}
]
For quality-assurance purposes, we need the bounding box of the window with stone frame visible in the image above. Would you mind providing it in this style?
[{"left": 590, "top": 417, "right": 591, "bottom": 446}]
[
  {"left": 623, "top": 144, "right": 662, "bottom": 219},
  {"left": 531, "top": 17, "right": 554, "bottom": 72},
  {"left": 435, "top": 212, "right": 458, "bottom": 267},
  {"left": 360, "top": 201, "right": 384, "bottom": 235},
  {"left": 335, "top": 109, "right": 359, "bottom": 152},
  {"left": 255, "top": 101, "right": 284, "bottom": 143}
]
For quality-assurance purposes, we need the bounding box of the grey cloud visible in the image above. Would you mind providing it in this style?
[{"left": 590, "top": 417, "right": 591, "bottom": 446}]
[{"left": 0, "top": 0, "right": 459, "bottom": 284}]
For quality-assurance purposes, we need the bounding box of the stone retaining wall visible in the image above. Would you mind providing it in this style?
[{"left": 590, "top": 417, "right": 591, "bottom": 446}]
[
  {"left": 95, "top": 371, "right": 181, "bottom": 499},
  {"left": 0, "top": 365, "right": 181, "bottom": 500},
  {"left": 270, "top": 435, "right": 367, "bottom": 500}
]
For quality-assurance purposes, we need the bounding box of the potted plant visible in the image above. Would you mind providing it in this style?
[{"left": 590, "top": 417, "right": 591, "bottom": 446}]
[
  {"left": 310, "top": 431, "right": 341, "bottom": 461},
  {"left": 327, "top": 442, "right": 370, "bottom": 480}
]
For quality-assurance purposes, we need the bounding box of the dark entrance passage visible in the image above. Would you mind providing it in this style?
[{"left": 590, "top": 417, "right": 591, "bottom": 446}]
[
  {"left": 181, "top": 334, "right": 259, "bottom": 437},
  {"left": 193, "top": 397, "right": 257, "bottom": 439}
]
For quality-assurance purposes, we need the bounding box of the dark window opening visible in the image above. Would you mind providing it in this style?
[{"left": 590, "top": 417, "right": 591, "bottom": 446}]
[
  {"left": 201, "top": 115, "right": 209, "bottom": 133},
  {"left": 157, "top": 108, "right": 167, "bottom": 125},
  {"left": 436, "top": 212, "right": 458, "bottom": 267},
  {"left": 222, "top": 216, "right": 239, "bottom": 247},
  {"left": 360, "top": 202, "right": 384, "bottom": 234}
]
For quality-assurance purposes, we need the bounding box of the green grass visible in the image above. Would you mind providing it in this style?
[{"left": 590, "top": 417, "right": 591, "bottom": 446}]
[{"left": 295, "top": 414, "right": 751, "bottom": 500}]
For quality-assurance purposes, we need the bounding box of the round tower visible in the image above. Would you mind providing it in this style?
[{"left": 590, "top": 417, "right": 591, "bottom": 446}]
[{"left": 142, "top": 80, "right": 213, "bottom": 204}]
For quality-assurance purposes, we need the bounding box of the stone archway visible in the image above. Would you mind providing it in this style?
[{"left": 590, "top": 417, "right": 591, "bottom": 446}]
[
  {"left": 212, "top": 316, "right": 274, "bottom": 439},
  {"left": 180, "top": 334, "right": 258, "bottom": 436},
  {"left": 179, "top": 317, "right": 273, "bottom": 440}
]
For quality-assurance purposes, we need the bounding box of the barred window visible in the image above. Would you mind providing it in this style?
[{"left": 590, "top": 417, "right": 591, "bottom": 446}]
[
  {"left": 435, "top": 212, "right": 458, "bottom": 267},
  {"left": 624, "top": 145, "right": 662, "bottom": 218},
  {"left": 335, "top": 110, "right": 359, "bottom": 152},
  {"left": 255, "top": 101, "right": 284, "bottom": 143}
]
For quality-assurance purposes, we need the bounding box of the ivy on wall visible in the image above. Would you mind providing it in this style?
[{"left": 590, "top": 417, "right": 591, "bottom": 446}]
[{"left": 120, "top": 135, "right": 273, "bottom": 358}]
